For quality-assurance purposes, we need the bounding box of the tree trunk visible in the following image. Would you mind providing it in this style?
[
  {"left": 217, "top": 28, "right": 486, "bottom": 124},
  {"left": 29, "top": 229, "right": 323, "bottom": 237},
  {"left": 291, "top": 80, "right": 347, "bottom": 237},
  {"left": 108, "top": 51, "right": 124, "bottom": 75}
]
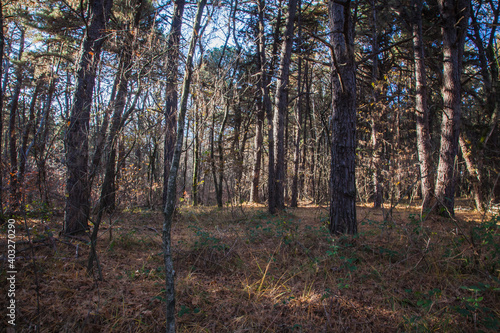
[
  {"left": 8, "top": 28, "right": 25, "bottom": 212},
  {"left": 162, "top": 1, "right": 206, "bottom": 332},
  {"left": 328, "top": 0, "right": 357, "bottom": 235},
  {"left": 0, "top": 1, "right": 5, "bottom": 212},
  {"left": 290, "top": 0, "right": 302, "bottom": 208},
  {"left": 273, "top": 0, "right": 298, "bottom": 211},
  {"left": 370, "top": 0, "right": 383, "bottom": 208},
  {"left": 459, "top": 134, "right": 485, "bottom": 211},
  {"left": 192, "top": 104, "right": 200, "bottom": 206},
  {"left": 18, "top": 80, "right": 42, "bottom": 193},
  {"left": 250, "top": 0, "right": 270, "bottom": 204},
  {"left": 64, "top": 0, "right": 113, "bottom": 235},
  {"left": 434, "top": 0, "right": 469, "bottom": 216},
  {"left": 412, "top": 0, "right": 434, "bottom": 213},
  {"left": 163, "top": 0, "right": 186, "bottom": 207}
]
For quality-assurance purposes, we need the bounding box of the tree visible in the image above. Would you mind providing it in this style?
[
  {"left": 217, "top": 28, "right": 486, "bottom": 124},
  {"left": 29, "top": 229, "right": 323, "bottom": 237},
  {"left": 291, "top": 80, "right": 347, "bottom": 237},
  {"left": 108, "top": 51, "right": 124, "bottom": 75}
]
[
  {"left": 434, "top": 0, "right": 469, "bottom": 216},
  {"left": 64, "top": 0, "right": 114, "bottom": 235},
  {"left": 271, "top": 0, "right": 298, "bottom": 212},
  {"left": 8, "top": 27, "right": 24, "bottom": 212},
  {"left": 163, "top": 0, "right": 186, "bottom": 206},
  {"left": 412, "top": 0, "right": 434, "bottom": 212},
  {"left": 162, "top": 1, "right": 206, "bottom": 331},
  {"left": 328, "top": 0, "right": 357, "bottom": 235}
]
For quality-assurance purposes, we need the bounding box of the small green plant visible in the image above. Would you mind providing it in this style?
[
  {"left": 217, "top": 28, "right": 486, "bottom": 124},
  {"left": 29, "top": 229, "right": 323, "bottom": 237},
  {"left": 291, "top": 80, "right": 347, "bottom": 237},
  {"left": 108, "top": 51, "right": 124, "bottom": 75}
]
[
  {"left": 178, "top": 305, "right": 200, "bottom": 317},
  {"left": 189, "top": 224, "right": 227, "bottom": 251},
  {"left": 455, "top": 284, "right": 500, "bottom": 331}
]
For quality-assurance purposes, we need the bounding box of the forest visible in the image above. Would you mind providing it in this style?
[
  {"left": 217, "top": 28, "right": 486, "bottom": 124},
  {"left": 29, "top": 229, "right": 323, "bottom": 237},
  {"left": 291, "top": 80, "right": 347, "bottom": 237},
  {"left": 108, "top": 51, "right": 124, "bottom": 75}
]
[{"left": 0, "top": 0, "right": 499, "bottom": 332}]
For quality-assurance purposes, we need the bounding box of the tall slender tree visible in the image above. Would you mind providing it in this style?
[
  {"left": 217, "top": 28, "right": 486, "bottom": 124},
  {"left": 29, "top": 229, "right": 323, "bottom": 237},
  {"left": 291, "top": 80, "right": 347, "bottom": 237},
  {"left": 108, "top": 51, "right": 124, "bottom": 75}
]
[
  {"left": 8, "top": 27, "right": 25, "bottom": 212},
  {"left": 329, "top": 0, "right": 357, "bottom": 235},
  {"left": 64, "top": 0, "right": 113, "bottom": 235},
  {"left": 412, "top": 0, "right": 434, "bottom": 212},
  {"left": 162, "top": 1, "right": 206, "bottom": 331},
  {"left": 163, "top": 0, "right": 186, "bottom": 206},
  {"left": 272, "top": 0, "right": 298, "bottom": 212},
  {"left": 434, "top": 0, "right": 469, "bottom": 216}
]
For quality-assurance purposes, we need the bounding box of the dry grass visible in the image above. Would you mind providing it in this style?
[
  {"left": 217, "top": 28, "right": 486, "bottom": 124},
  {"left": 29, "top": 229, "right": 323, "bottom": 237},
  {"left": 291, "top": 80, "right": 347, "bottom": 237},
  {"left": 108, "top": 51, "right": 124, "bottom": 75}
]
[{"left": 1, "top": 201, "right": 499, "bottom": 332}]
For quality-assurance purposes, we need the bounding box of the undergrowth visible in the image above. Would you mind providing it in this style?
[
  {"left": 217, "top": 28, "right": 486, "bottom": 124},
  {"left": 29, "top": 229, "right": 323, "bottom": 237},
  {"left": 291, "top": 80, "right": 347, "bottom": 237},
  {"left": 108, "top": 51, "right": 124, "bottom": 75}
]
[{"left": 1, "top": 205, "right": 498, "bottom": 332}]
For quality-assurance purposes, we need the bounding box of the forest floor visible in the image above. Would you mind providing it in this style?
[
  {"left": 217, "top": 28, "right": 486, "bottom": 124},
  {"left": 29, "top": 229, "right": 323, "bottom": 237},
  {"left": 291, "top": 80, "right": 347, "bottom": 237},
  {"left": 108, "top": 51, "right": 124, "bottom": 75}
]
[{"left": 1, "top": 200, "right": 499, "bottom": 332}]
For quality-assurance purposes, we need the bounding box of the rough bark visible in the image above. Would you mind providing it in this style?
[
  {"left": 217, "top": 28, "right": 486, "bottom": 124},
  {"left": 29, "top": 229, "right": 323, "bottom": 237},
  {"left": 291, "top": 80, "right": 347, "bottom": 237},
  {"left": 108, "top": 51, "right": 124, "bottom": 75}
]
[
  {"left": 0, "top": 1, "right": 4, "bottom": 212},
  {"left": 290, "top": 0, "right": 302, "bottom": 208},
  {"left": 328, "top": 0, "right": 357, "bottom": 235},
  {"left": 163, "top": 0, "right": 186, "bottom": 207},
  {"left": 412, "top": 0, "right": 434, "bottom": 212},
  {"left": 250, "top": 0, "right": 270, "bottom": 204},
  {"left": 434, "top": 0, "right": 469, "bottom": 216},
  {"left": 8, "top": 28, "right": 25, "bottom": 212},
  {"left": 192, "top": 105, "right": 200, "bottom": 206},
  {"left": 370, "top": 0, "right": 383, "bottom": 208},
  {"left": 64, "top": 0, "right": 113, "bottom": 235},
  {"left": 18, "top": 81, "right": 42, "bottom": 193},
  {"left": 162, "top": 1, "right": 206, "bottom": 332},
  {"left": 273, "top": 0, "right": 297, "bottom": 211}
]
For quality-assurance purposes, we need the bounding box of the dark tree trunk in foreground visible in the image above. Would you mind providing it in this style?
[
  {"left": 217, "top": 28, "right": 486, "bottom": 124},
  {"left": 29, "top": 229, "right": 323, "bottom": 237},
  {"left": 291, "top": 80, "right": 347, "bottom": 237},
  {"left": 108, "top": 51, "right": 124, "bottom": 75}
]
[
  {"left": 328, "top": 0, "right": 357, "bottom": 235},
  {"left": 163, "top": 0, "right": 186, "bottom": 207},
  {"left": 64, "top": 0, "right": 113, "bottom": 235},
  {"left": 272, "top": 0, "right": 297, "bottom": 211},
  {"left": 162, "top": 1, "right": 206, "bottom": 331},
  {"left": 412, "top": 0, "right": 434, "bottom": 212},
  {"left": 434, "top": 0, "right": 469, "bottom": 216}
]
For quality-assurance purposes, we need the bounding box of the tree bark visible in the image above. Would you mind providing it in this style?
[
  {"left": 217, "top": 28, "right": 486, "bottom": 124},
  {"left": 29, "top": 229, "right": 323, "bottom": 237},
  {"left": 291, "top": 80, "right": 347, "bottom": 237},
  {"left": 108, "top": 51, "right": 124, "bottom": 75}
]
[
  {"left": 64, "top": 0, "right": 113, "bottom": 235},
  {"left": 291, "top": 0, "right": 302, "bottom": 208},
  {"left": 434, "top": 0, "right": 469, "bottom": 216},
  {"left": 8, "top": 28, "right": 25, "bottom": 212},
  {"left": 250, "top": 0, "right": 270, "bottom": 204},
  {"left": 412, "top": 0, "right": 434, "bottom": 212},
  {"left": 162, "top": 1, "right": 206, "bottom": 332},
  {"left": 328, "top": 0, "right": 357, "bottom": 235},
  {"left": 272, "top": 0, "right": 298, "bottom": 211},
  {"left": 192, "top": 104, "right": 200, "bottom": 206},
  {"left": 18, "top": 80, "right": 42, "bottom": 193},
  {"left": 370, "top": 0, "right": 383, "bottom": 208},
  {"left": 163, "top": 0, "right": 186, "bottom": 207},
  {"left": 0, "top": 1, "right": 4, "bottom": 212}
]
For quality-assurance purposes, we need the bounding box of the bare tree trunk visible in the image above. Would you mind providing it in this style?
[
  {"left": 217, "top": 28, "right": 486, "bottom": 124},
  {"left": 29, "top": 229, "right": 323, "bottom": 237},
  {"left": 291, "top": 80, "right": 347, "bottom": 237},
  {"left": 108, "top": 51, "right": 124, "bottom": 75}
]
[
  {"left": 163, "top": 0, "right": 186, "bottom": 207},
  {"left": 18, "top": 80, "right": 42, "bottom": 193},
  {"left": 412, "top": 0, "right": 434, "bottom": 212},
  {"left": 273, "top": 0, "right": 297, "bottom": 211},
  {"left": 291, "top": 0, "right": 302, "bottom": 208},
  {"left": 434, "top": 0, "right": 469, "bottom": 216},
  {"left": 162, "top": 1, "right": 206, "bottom": 331},
  {"left": 8, "top": 28, "right": 25, "bottom": 212},
  {"left": 250, "top": 0, "right": 269, "bottom": 204},
  {"left": 192, "top": 104, "right": 200, "bottom": 206},
  {"left": 64, "top": 0, "right": 113, "bottom": 235},
  {"left": 328, "top": 0, "right": 357, "bottom": 235},
  {"left": 370, "top": 0, "right": 383, "bottom": 208},
  {"left": 0, "top": 0, "right": 4, "bottom": 213}
]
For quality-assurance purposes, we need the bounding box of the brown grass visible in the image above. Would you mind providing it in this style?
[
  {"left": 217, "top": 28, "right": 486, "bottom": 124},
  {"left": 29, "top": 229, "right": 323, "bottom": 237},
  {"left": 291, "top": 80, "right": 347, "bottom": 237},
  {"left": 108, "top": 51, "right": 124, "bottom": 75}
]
[{"left": 1, "top": 201, "right": 499, "bottom": 332}]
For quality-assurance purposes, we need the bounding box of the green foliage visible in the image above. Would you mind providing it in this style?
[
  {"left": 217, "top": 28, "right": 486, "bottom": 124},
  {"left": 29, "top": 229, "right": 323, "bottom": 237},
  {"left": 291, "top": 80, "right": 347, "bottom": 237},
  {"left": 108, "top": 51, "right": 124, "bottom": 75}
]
[
  {"left": 454, "top": 283, "right": 500, "bottom": 331},
  {"left": 470, "top": 215, "right": 500, "bottom": 273},
  {"left": 189, "top": 224, "right": 228, "bottom": 252}
]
